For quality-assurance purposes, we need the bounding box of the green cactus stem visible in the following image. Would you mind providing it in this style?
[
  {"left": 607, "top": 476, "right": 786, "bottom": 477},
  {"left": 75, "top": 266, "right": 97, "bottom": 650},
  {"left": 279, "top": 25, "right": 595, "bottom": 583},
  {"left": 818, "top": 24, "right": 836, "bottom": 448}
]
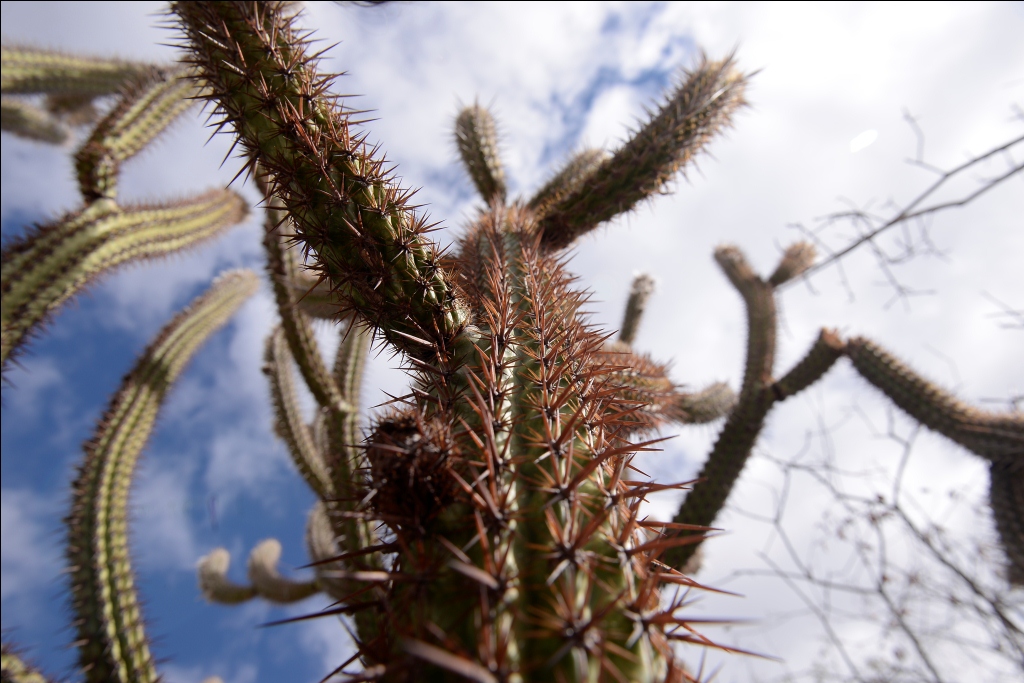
[
  {"left": 65, "top": 269, "right": 258, "bottom": 683},
  {"left": 1, "top": 44, "right": 156, "bottom": 97},
  {"left": 0, "top": 646, "right": 52, "bottom": 683},
  {"left": 455, "top": 103, "right": 507, "bottom": 204},
  {"left": 75, "top": 66, "right": 199, "bottom": 200},
  {"left": 618, "top": 273, "right": 656, "bottom": 346},
  {"left": 671, "top": 381, "right": 738, "bottom": 425},
  {"left": 1, "top": 189, "right": 248, "bottom": 372},
  {"left": 174, "top": 1, "right": 477, "bottom": 376},
  {"left": 845, "top": 336, "right": 1024, "bottom": 463},
  {"left": 536, "top": 56, "right": 748, "bottom": 251},
  {"left": 666, "top": 244, "right": 842, "bottom": 570},
  {"left": 1, "top": 96, "right": 69, "bottom": 144},
  {"left": 527, "top": 148, "right": 609, "bottom": 217}
]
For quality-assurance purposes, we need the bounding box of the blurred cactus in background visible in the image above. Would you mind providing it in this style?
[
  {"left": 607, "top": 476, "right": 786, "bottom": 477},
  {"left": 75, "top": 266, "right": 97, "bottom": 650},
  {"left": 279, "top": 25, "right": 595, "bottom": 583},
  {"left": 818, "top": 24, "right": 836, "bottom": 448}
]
[{"left": 1, "top": 2, "right": 1020, "bottom": 682}]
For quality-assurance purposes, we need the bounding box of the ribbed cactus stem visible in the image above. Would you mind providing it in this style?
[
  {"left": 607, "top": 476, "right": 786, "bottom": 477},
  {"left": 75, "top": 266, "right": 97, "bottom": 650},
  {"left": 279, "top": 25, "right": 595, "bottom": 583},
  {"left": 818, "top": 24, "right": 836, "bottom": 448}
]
[
  {"left": 538, "top": 55, "right": 747, "bottom": 251},
  {"left": 1, "top": 44, "right": 156, "bottom": 97},
  {"left": 65, "top": 270, "right": 258, "bottom": 683},
  {"left": 1, "top": 646, "right": 52, "bottom": 683},
  {"left": 264, "top": 326, "right": 334, "bottom": 500},
  {"left": 988, "top": 463, "right": 1024, "bottom": 585},
  {"left": 75, "top": 67, "right": 198, "bottom": 200},
  {"left": 666, "top": 246, "right": 842, "bottom": 570},
  {"left": 527, "top": 148, "right": 608, "bottom": 217},
  {"left": 1, "top": 189, "right": 248, "bottom": 372},
  {"left": 174, "top": 2, "right": 477, "bottom": 373},
  {"left": 619, "top": 273, "right": 656, "bottom": 346},
  {"left": 455, "top": 103, "right": 507, "bottom": 204},
  {"left": 1, "top": 96, "right": 69, "bottom": 143},
  {"left": 845, "top": 337, "right": 1024, "bottom": 462}
]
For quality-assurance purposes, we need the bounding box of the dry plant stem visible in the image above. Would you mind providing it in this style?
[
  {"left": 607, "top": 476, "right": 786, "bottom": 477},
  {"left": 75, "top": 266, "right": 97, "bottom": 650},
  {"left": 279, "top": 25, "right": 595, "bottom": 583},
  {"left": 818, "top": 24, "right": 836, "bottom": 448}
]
[
  {"left": 666, "top": 245, "right": 841, "bottom": 569},
  {"left": 0, "top": 190, "right": 247, "bottom": 372},
  {"left": 65, "top": 270, "right": 258, "bottom": 683},
  {"left": 537, "top": 56, "right": 747, "bottom": 251}
]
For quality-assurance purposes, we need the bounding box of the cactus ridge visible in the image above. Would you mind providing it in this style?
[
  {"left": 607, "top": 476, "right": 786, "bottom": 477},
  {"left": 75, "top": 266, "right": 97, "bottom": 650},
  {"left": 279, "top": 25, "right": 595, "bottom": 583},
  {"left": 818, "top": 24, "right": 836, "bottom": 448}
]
[
  {"left": 0, "top": 44, "right": 157, "bottom": 97},
  {"left": 65, "top": 269, "right": 258, "bottom": 683},
  {"left": 1, "top": 190, "right": 248, "bottom": 371},
  {"left": 456, "top": 103, "right": 508, "bottom": 204}
]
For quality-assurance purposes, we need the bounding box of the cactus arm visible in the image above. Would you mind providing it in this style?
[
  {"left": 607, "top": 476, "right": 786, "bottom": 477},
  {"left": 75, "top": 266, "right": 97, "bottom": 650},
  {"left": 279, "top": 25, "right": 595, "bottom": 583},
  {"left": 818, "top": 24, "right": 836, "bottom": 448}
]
[
  {"left": 1, "top": 96, "right": 69, "bottom": 144},
  {"left": 454, "top": 104, "right": 507, "bottom": 204},
  {"left": 1, "top": 646, "right": 53, "bottom": 683},
  {"left": 173, "top": 1, "right": 478, "bottom": 370},
  {"left": 75, "top": 67, "right": 198, "bottom": 200},
  {"left": 198, "top": 540, "right": 321, "bottom": 605},
  {"left": 1, "top": 189, "right": 248, "bottom": 373},
  {"left": 65, "top": 270, "right": 258, "bottom": 683},
  {"left": 671, "top": 381, "right": 737, "bottom": 424},
  {"left": 618, "top": 273, "right": 655, "bottom": 346},
  {"left": 666, "top": 244, "right": 841, "bottom": 570},
  {"left": 989, "top": 463, "right": 1024, "bottom": 585},
  {"left": 0, "top": 44, "right": 155, "bottom": 97},
  {"left": 197, "top": 548, "right": 259, "bottom": 605},
  {"left": 260, "top": 194, "right": 349, "bottom": 414},
  {"left": 526, "top": 148, "right": 608, "bottom": 217},
  {"left": 264, "top": 326, "right": 334, "bottom": 500},
  {"left": 845, "top": 337, "right": 1024, "bottom": 462},
  {"left": 536, "top": 56, "right": 747, "bottom": 251},
  {"left": 288, "top": 269, "right": 342, "bottom": 320}
]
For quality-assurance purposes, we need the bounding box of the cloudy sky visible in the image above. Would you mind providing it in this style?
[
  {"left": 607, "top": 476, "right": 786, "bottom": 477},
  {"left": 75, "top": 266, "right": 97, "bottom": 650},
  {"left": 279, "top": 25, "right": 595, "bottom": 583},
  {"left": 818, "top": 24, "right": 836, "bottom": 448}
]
[{"left": 2, "top": 2, "right": 1021, "bottom": 682}]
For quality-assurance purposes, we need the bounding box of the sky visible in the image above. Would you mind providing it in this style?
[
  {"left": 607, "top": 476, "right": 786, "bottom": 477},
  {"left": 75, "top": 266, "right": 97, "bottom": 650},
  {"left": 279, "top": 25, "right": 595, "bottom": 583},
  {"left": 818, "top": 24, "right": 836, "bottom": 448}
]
[{"left": 1, "top": 2, "right": 1022, "bottom": 682}]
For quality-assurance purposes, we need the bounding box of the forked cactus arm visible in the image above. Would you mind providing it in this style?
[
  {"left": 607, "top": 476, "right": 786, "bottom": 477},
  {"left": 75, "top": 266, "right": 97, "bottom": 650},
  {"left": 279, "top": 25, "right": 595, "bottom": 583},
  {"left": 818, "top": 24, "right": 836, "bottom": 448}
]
[
  {"left": 198, "top": 540, "right": 321, "bottom": 605},
  {"left": 174, "top": 2, "right": 478, "bottom": 370},
  {"left": 0, "top": 646, "right": 52, "bottom": 683},
  {"left": 197, "top": 548, "right": 259, "bottom": 605},
  {"left": 1, "top": 96, "right": 69, "bottom": 143},
  {"left": 666, "top": 244, "right": 840, "bottom": 570},
  {"left": 65, "top": 270, "right": 258, "bottom": 683},
  {"left": 1, "top": 190, "right": 248, "bottom": 373},
  {"left": 455, "top": 103, "right": 507, "bottom": 204},
  {"left": 75, "top": 66, "right": 199, "bottom": 201},
  {"left": 0, "top": 44, "right": 156, "bottom": 97},
  {"left": 264, "top": 326, "right": 334, "bottom": 500},
  {"left": 536, "top": 55, "right": 748, "bottom": 251}
]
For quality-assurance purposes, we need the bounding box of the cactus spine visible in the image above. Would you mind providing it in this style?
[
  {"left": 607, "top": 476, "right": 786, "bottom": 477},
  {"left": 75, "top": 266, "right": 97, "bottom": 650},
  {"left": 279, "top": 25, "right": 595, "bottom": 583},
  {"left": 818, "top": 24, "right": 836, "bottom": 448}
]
[{"left": 65, "top": 270, "right": 258, "bottom": 683}]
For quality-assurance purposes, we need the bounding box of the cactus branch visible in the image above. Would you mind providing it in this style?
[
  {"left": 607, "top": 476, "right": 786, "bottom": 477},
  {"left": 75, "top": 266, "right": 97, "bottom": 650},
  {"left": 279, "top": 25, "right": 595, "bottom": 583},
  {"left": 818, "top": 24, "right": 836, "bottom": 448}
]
[
  {"left": 455, "top": 103, "right": 507, "bottom": 204},
  {"left": 1, "top": 646, "right": 52, "bottom": 683},
  {"left": 527, "top": 148, "right": 609, "bottom": 216},
  {"left": 75, "top": 67, "right": 198, "bottom": 200},
  {"left": 174, "top": 1, "right": 476, "bottom": 368},
  {"left": 1, "top": 189, "right": 248, "bottom": 373},
  {"left": 197, "top": 548, "right": 259, "bottom": 605},
  {"left": 989, "top": 462, "right": 1024, "bottom": 585},
  {"left": 65, "top": 270, "right": 258, "bottom": 683},
  {"left": 1, "top": 44, "right": 156, "bottom": 97},
  {"left": 618, "top": 273, "right": 655, "bottom": 346},
  {"left": 537, "top": 55, "right": 747, "bottom": 251},
  {"left": 198, "top": 540, "right": 321, "bottom": 605},
  {"left": 1, "top": 96, "right": 69, "bottom": 144}
]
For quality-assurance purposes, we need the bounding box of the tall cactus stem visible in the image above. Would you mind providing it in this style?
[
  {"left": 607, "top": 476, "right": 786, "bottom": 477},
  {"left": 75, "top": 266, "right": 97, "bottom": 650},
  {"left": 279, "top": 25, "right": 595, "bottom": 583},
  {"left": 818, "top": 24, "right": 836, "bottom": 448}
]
[
  {"left": 65, "top": 269, "right": 258, "bottom": 683},
  {"left": 455, "top": 103, "right": 507, "bottom": 204},
  {"left": 1, "top": 189, "right": 248, "bottom": 373},
  {"left": 537, "top": 55, "right": 747, "bottom": 251}
]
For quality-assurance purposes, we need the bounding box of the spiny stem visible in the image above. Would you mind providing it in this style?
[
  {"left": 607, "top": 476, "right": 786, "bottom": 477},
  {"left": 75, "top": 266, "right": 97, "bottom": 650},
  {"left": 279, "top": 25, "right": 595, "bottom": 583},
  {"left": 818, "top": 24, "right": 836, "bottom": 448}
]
[
  {"left": 527, "top": 148, "right": 608, "bottom": 217},
  {"left": 1, "top": 96, "right": 68, "bottom": 143},
  {"left": 455, "top": 103, "right": 507, "bottom": 204},
  {"left": 537, "top": 55, "right": 747, "bottom": 251},
  {"left": 618, "top": 273, "right": 655, "bottom": 346},
  {"left": 65, "top": 270, "right": 258, "bottom": 683},
  {"left": 198, "top": 539, "right": 320, "bottom": 604},
  {"left": 1, "top": 645, "right": 52, "bottom": 683},
  {"left": 1, "top": 189, "right": 248, "bottom": 373},
  {"left": 1, "top": 44, "right": 156, "bottom": 97}
]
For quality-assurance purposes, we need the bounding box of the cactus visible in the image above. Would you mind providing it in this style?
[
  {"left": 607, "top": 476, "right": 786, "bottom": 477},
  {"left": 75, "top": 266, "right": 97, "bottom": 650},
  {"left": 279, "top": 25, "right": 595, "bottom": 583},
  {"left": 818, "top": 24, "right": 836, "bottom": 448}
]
[{"left": 1, "top": 3, "right": 1020, "bottom": 682}]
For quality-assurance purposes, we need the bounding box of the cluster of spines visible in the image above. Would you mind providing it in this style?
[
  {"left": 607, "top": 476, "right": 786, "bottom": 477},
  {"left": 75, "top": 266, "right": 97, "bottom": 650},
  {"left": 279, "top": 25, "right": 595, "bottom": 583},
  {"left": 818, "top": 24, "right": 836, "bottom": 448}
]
[
  {"left": 0, "top": 56, "right": 248, "bottom": 374},
  {"left": 65, "top": 270, "right": 257, "bottom": 683},
  {"left": 1, "top": 645, "right": 52, "bottom": 683}
]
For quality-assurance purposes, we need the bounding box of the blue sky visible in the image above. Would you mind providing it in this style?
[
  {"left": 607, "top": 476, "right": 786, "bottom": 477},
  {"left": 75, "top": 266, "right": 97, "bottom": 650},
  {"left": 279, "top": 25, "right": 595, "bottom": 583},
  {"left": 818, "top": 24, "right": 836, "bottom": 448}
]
[{"left": 2, "top": 2, "right": 1022, "bottom": 682}]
